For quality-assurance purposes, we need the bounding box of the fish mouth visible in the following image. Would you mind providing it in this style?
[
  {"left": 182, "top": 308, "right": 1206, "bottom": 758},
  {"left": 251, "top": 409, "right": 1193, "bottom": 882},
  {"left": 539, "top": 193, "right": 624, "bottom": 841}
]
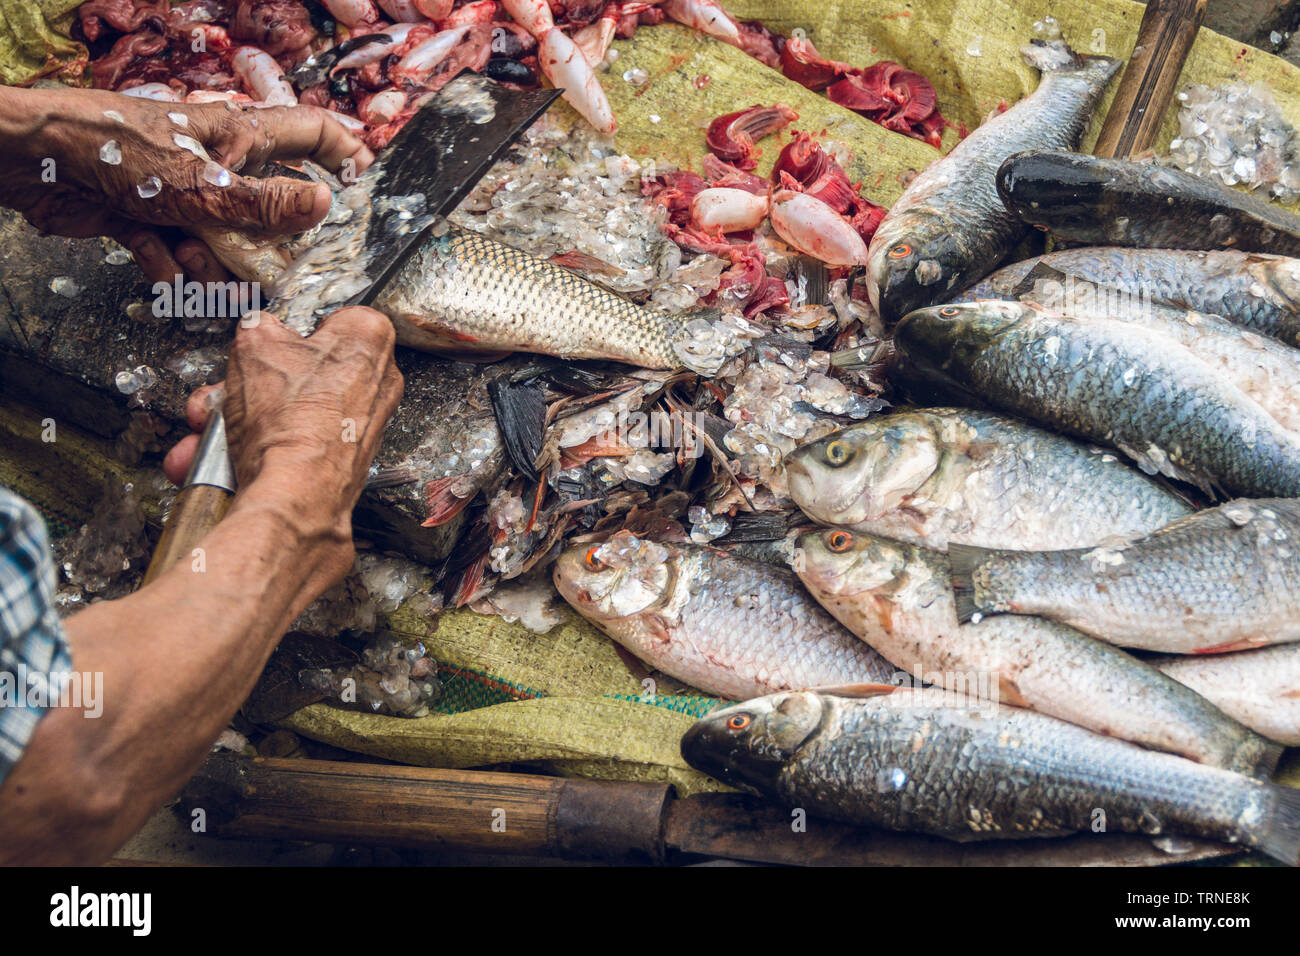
[
  {"left": 679, "top": 719, "right": 758, "bottom": 792},
  {"left": 785, "top": 451, "right": 872, "bottom": 524}
]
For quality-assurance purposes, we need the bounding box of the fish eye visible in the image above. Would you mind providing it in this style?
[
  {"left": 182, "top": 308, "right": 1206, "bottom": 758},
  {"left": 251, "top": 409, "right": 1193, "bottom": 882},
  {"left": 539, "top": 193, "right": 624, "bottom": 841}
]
[
  {"left": 824, "top": 439, "right": 853, "bottom": 467},
  {"left": 726, "top": 714, "right": 751, "bottom": 731},
  {"left": 826, "top": 530, "right": 855, "bottom": 552},
  {"left": 939, "top": 306, "right": 961, "bottom": 316},
  {"left": 889, "top": 243, "right": 912, "bottom": 259},
  {"left": 583, "top": 547, "right": 606, "bottom": 571}
]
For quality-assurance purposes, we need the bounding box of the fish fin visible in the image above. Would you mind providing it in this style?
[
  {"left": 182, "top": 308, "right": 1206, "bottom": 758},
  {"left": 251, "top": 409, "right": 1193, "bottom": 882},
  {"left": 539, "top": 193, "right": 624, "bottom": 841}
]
[
  {"left": 610, "top": 641, "right": 654, "bottom": 680},
  {"left": 1191, "top": 638, "right": 1272, "bottom": 655},
  {"left": 806, "top": 683, "right": 901, "bottom": 699},
  {"left": 366, "top": 467, "right": 418, "bottom": 490},
  {"left": 1257, "top": 784, "right": 1300, "bottom": 866},
  {"left": 996, "top": 676, "right": 1031, "bottom": 709},
  {"left": 1247, "top": 741, "right": 1285, "bottom": 781},
  {"left": 686, "top": 306, "right": 723, "bottom": 323},
  {"left": 946, "top": 543, "right": 998, "bottom": 624},
  {"left": 1020, "top": 37, "right": 1082, "bottom": 73},
  {"left": 422, "top": 476, "right": 473, "bottom": 527},
  {"left": 449, "top": 552, "right": 490, "bottom": 609}
]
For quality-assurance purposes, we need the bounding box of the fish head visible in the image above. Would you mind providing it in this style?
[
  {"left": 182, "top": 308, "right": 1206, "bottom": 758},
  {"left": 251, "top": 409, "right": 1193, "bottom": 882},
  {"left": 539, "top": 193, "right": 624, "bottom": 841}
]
[
  {"left": 552, "top": 531, "right": 676, "bottom": 622},
  {"left": 867, "top": 214, "right": 964, "bottom": 323},
  {"left": 680, "top": 692, "right": 825, "bottom": 793},
  {"left": 995, "top": 150, "right": 1103, "bottom": 233},
  {"left": 794, "top": 528, "right": 913, "bottom": 601},
  {"left": 786, "top": 416, "right": 942, "bottom": 526},
  {"left": 893, "top": 301, "right": 1020, "bottom": 388}
]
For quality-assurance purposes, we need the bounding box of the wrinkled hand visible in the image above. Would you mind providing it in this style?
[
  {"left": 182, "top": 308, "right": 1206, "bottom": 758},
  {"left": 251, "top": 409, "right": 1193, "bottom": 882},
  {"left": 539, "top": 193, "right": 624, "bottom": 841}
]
[
  {"left": 2, "top": 87, "right": 373, "bottom": 283},
  {"left": 165, "top": 307, "right": 404, "bottom": 586}
]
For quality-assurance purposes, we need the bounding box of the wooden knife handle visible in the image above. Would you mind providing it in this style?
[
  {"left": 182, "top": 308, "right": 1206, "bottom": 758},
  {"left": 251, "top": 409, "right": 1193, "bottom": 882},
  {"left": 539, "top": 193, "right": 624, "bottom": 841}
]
[
  {"left": 1094, "top": 0, "right": 1208, "bottom": 159},
  {"left": 180, "top": 755, "right": 673, "bottom": 862},
  {"left": 142, "top": 484, "right": 232, "bottom": 586}
]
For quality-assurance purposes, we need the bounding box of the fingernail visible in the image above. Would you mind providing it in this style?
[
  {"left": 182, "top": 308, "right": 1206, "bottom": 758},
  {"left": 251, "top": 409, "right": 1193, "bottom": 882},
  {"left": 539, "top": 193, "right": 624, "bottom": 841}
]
[
  {"left": 295, "top": 184, "right": 322, "bottom": 216},
  {"left": 177, "top": 248, "right": 205, "bottom": 272}
]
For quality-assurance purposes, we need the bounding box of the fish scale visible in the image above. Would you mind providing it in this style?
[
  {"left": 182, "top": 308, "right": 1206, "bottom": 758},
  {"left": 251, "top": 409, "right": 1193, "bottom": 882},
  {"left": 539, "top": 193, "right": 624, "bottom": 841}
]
[
  {"left": 894, "top": 300, "right": 1300, "bottom": 498},
  {"left": 951, "top": 499, "right": 1300, "bottom": 655},
  {"left": 785, "top": 409, "right": 1191, "bottom": 551},
  {"left": 787, "top": 696, "right": 1284, "bottom": 846},
  {"left": 680, "top": 692, "right": 1300, "bottom": 863},
  {"left": 375, "top": 226, "right": 687, "bottom": 367},
  {"left": 552, "top": 539, "right": 896, "bottom": 701},
  {"left": 962, "top": 248, "right": 1300, "bottom": 349},
  {"left": 793, "top": 530, "right": 1279, "bottom": 778}
]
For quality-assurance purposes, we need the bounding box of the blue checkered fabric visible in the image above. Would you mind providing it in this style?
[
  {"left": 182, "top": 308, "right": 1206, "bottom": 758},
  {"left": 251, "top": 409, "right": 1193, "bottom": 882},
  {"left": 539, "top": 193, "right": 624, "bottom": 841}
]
[{"left": 0, "top": 487, "right": 71, "bottom": 786}]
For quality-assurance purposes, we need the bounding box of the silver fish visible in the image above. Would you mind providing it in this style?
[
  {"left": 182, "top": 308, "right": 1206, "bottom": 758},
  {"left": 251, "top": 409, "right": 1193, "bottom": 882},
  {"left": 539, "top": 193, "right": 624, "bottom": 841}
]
[
  {"left": 1158, "top": 644, "right": 1300, "bottom": 747},
  {"left": 376, "top": 227, "right": 689, "bottom": 368},
  {"left": 866, "top": 30, "right": 1119, "bottom": 322},
  {"left": 949, "top": 498, "right": 1300, "bottom": 655},
  {"left": 785, "top": 408, "right": 1191, "bottom": 551},
  {"left": 552, "top": 531, "right": 896, "bottom": 700},
  {"left": 957, "top": 264, "right": 1300, "bottom": 432},
  {"left": 960, "top": 247, "right": 1300, "bottom": 349},
  {"left": 794, "top": 528, "right": 1279, "bottom": 778},
  {"left": 681, "top": 690, "right": 1300, "bottom": 864},
  {"left": 893, "top": 299, "right": 1300, "bottom": 498}
]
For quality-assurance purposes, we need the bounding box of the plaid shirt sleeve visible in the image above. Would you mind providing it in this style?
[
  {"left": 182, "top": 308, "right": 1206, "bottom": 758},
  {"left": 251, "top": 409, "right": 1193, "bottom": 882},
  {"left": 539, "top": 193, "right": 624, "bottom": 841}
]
[{"left": 0, "top": 487, "right": 72, "bottom": 787}]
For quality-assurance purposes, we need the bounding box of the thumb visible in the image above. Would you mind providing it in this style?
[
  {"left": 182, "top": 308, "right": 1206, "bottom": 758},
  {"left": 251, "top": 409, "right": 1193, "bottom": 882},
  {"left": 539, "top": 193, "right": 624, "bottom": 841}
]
[{"left": 183, "top": 175, "right": 332, "bottom": 236}]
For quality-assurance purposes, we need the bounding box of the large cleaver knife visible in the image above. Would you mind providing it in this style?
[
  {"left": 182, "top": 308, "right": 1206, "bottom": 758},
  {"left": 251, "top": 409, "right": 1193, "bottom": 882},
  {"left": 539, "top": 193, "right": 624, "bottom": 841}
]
[{"left": 143, "top": 75, "right": 561, "bottom": 585}]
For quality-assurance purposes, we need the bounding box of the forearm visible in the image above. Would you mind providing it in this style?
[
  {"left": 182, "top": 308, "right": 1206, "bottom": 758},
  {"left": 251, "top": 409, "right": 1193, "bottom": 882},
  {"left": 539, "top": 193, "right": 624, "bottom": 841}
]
[
  {"left": 0, "top": 86, "right": 48, "bottom": 143},
  {"left": 0, "top": 482, "right": 349, "bottom": 865}
]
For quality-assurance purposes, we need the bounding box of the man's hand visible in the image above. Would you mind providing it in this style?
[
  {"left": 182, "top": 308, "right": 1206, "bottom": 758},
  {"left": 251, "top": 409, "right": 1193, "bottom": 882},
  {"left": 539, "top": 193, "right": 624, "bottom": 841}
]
[
  {"left": 0, "top": 305, "right": 402, "bottom": 865},
  {"left": 0, "top": 86, "right": 374, "bottom": 283},
  {"left": 164, "top": 307, "right": 404, "bottom": 594}
]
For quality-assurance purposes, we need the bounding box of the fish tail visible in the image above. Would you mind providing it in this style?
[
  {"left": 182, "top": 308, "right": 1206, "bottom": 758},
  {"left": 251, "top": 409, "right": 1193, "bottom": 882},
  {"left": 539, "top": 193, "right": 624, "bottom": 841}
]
[
  {"left": 1020, "top": 36, "right": 1120, "bottom": 84},
  {"left": 1227, "top": 738, "right": 1289, "bottom": 780},
  {"left": 947, "top": 543, "right": 999, "bottom": 624},
  {"left": 1256, "top": 783, "right": 1300, "bottom": 866}
]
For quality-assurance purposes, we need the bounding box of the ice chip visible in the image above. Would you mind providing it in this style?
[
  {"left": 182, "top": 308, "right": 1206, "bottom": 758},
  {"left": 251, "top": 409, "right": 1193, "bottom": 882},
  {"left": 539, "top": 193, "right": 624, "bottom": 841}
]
[
  {"left": 202, "top": 160, "right": 232, "bottom": 188},
  {"left": 99, "top": 140, "right": 122, "bottom": 165},
  {"left": 49, "top": 276, "right": 81, "bottom": 297},
  {"left": 137, "top": 176, "right": 162, "bottom": 199},
  {"left": 172, "top": 133, "right": 209, "bottom": 159}
]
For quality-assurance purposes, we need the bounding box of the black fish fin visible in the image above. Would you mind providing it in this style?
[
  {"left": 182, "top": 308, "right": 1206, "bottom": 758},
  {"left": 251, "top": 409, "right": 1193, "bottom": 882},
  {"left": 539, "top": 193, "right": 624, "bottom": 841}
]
[
  {"left": 1246, "top": 740, "right": 1285, "bottom": 782},
  {"left": 1258, "top": 784, "right": 1300, "bottom": 866},
  {"left": 947, "top": 543, "right": 998, "bottom": 624},
  {"left": 685, "top": 306, "right": 722, "bottom": 323}
]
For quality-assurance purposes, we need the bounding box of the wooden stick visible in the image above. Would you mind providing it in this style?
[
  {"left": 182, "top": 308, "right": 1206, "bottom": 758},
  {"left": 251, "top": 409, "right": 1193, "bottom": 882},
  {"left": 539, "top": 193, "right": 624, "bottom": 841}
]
[
  {"left": 180, "top": 755, "right": 673, "bottom": 862},
  {"left": 1094, "top": 0, "right": 1208, "bottom": 159}
]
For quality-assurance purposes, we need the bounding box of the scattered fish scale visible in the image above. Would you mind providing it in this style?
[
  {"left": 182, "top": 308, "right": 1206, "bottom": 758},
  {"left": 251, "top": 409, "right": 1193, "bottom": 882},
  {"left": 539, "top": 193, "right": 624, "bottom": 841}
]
[
  {"left": 893, "top": 300, "right": 1300, "bottom": 498},
  {"left": 793, "top": 529, "right": 1278, "bottom": 778},
  {"left": 949, "top": 498, "right": 1300, "bottom": 655},
  {"left": 681, "top": 691, "right": 1300, "bottom": 865},
  {"left": 785, "top": 408, "right": 1192, "bottom": 551},
  {"left": 1158, "top": 644, "right": 1300, "bottom": 747},
  {"left": 552, "top": 533, "right": 896, "bottom": 701},
  {"left": 960, "top": 247, "right": 1300, "bottom": 350},
  {"left": 866, "top": 32, "right": 1119, "bottom": 322}
]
